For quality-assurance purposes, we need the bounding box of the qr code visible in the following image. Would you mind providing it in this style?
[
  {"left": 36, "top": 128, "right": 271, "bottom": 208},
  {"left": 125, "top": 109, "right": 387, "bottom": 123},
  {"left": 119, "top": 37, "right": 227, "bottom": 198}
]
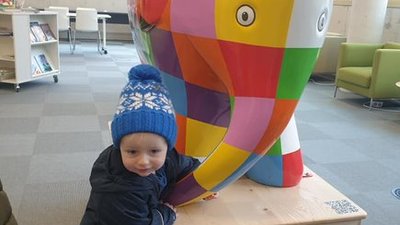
[{"left": 325, "top": 199, "right": 359, "bottom": 214}]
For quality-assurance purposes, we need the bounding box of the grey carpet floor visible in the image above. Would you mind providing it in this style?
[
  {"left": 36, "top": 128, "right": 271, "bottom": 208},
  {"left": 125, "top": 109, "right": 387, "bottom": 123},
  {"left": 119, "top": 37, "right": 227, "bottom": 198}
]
[{"left": 0, "top": 40, "right": 399, "bottom": 225}]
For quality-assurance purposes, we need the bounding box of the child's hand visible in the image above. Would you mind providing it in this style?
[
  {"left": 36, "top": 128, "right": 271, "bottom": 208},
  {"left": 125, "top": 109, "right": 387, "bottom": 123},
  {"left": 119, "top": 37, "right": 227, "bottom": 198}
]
[
  {"left": 202, "top": 192, "right": 219, "bottom": 201},
  {"left": 163, "top": 202, "right": 176, "bottom": 213}
]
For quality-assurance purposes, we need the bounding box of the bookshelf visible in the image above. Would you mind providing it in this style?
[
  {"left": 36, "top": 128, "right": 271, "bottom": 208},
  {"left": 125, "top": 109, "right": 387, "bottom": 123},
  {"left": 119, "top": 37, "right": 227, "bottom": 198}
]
[{"left": 0, "top": 10, "right": 60, "bottom": 92}]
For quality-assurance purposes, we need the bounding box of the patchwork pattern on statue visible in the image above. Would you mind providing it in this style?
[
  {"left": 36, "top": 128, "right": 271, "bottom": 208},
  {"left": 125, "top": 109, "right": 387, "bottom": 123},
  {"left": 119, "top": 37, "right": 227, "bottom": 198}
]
[{"left": 127, "top": 0, "right": 333, "bottom": 206}]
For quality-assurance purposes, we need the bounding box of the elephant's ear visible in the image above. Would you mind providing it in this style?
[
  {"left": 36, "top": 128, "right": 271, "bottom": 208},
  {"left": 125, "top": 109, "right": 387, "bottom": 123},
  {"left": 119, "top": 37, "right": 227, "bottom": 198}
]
[{"left": 137, "top": 0, "right": 168, "bottom": 25}]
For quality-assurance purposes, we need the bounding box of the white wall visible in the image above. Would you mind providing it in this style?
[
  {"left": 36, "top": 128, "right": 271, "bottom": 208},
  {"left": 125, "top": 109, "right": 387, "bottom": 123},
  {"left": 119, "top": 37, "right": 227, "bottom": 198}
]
[
  {"left": 24, "top": 0, "right": 132, "bottom": 40},
  {"left": 329, "top": 5, "right": 400, "bottom": 42},
  {"left": 383, "top": 8, "right": 400, "bottom": 42},
  {"left": 24, "top": 0, "right": 400, "bottom": 43},
  {"left": 24, "top": 0, "right": 128, "bottom": 13}
]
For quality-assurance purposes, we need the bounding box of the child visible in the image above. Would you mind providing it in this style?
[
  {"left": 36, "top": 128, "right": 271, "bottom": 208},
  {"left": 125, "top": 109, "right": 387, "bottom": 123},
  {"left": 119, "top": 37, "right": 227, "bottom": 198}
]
[{"left": 80, "top": 64, "right": 201, "bottom": 225}]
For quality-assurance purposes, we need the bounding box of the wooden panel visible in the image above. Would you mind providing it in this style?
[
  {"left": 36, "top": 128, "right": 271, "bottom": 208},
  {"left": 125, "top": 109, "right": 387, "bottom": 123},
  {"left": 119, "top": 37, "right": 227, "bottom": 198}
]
[{"left": 175, "top": 166, "right": 367, "bottom": 225}]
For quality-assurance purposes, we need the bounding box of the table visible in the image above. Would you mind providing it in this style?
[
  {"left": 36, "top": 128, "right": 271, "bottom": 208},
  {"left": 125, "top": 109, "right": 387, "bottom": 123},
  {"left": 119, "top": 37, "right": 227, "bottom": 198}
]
[
  {"left": 175, "top": 166, "right": 367, "bottom": 225},
  {"left": 67, "top": 12, "right": 111, "bottom": 54}
]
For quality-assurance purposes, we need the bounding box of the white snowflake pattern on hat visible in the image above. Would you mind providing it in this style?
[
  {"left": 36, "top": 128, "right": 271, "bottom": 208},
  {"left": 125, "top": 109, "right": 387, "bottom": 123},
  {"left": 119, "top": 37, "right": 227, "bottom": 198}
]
[{"left": 115, "top": 88, "right": 174, "bottom": 115}]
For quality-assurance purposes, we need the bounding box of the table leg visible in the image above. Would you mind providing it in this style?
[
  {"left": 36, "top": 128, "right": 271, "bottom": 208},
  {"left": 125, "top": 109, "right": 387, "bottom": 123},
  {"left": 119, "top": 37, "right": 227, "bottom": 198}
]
[{"left": 101, "top": 18, "right": 107, "bottom": 54}]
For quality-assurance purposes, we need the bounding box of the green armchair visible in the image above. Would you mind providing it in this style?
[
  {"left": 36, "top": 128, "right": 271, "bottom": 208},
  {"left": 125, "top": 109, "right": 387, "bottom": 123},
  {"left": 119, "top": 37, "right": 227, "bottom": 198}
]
[
  {"left": 0, "top": 179, "right": 18, "bottom": 225},
  {"left": 334, "top": 42, "right": 400, "bottom": 107}
]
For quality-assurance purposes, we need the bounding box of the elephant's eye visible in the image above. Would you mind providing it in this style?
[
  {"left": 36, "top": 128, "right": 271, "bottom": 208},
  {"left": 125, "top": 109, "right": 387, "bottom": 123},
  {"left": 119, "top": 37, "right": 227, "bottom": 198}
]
[
  {"left": 236, "top": 5, "right": 255, "bottom": 26},
  {"left": 317, "top": 8, "right": 328, "bottom": 32}
]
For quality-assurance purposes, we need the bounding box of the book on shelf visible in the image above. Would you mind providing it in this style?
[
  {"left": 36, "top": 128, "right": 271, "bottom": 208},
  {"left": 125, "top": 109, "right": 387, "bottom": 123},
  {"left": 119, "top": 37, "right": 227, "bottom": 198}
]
[
  {"left": 33, "top": 53, "right": 53, "bottom": 73},
  {"left": 0, "top": 27, "right": 13, "bottom": 36},
  {"left": 31, "top": 56, "right": 42, "bottom": 76},
  {"left": 30, "top": 21, "right": 47, "bottom": 42},
  {"left": 0, "top": 31, "right": 12, "bottom": 36},
  {"left": 0, "top": 0, "right": 14, "bottom": 9},
  {"left": 0, "top": 67, "right": 15, "bottom": 81},
  {"left": 0, "top": 54, "right": 14, "bottom": 61},
  {"left": 40, "top": 23, "right": 56, "bottom": 41},
  {"left": 29, "top": 30, "right": 37, "bottom": 43}
]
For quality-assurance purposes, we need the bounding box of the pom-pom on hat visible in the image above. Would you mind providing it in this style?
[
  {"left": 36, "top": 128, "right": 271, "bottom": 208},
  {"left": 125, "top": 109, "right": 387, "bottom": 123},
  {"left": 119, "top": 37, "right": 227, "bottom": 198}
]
[{"left": 111, "top": 64, "right": 177, "bottom": 150}]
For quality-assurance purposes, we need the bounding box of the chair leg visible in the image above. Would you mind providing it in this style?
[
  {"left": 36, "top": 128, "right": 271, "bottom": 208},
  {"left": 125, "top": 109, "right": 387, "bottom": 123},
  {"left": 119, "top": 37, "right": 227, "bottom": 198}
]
[
  {"left": 368, "top": 98, "right": 374, "bottom": 110},
  {"left": 72, "top": 29, "right": 76, "bottom": 54},
  {"left": 333, "top": 86, "right": 338, "bottom": 98},
  {"left": 97, "top": 30, "right": 102, "bottom": 55},
  {"left": 68, "top": 28, "right": 73, "bottom": 53}
]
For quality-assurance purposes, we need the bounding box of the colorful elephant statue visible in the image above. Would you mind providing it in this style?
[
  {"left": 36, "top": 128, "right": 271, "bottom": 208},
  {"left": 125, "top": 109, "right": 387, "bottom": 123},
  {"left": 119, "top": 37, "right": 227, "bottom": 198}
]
[{"left": 127, "top": 0, "right": 333, "bottom": 206}]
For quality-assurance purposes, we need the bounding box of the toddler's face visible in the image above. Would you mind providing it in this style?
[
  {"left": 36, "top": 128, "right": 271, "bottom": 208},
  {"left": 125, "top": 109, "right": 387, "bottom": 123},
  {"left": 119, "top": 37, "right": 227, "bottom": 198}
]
[{"left": 120, "top": 132, "right": 168, "bottom": 177}]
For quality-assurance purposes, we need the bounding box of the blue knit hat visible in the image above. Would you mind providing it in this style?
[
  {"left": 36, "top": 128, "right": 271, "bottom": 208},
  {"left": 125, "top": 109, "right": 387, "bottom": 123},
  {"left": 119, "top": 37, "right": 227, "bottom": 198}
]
[{"left": 111, "top": 64, "right": 177, "bottom": 150}]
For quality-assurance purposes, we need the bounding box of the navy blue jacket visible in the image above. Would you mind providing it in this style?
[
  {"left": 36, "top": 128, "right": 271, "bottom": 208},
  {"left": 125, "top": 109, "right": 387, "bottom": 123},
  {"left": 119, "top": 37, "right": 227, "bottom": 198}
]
[{"left": 80, "top": 145, "right": 200, "bottom": 225}]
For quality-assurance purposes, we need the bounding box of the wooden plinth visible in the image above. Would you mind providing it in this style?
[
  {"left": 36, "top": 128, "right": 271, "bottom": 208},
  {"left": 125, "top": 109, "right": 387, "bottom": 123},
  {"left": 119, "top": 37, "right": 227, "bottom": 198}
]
[{"left": 176, "top": 166, "right": 367, "bottom": 225}]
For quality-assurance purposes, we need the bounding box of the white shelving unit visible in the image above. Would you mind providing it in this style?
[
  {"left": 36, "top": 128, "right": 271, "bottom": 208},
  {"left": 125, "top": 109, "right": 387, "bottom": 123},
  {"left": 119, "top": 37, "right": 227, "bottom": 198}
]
[{"left": 0, "top": 10, "right": 60, "bottom": 92}]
